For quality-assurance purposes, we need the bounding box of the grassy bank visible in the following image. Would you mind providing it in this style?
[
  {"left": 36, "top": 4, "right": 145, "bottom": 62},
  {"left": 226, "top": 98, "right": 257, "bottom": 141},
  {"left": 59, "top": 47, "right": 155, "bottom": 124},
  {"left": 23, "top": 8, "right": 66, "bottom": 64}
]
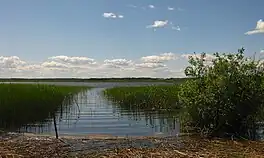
[
  {"left": 0, "top": 83, "right": 89, "bottom": 130},
  {"left": 104, "top": 85, "right": 180, "bottom": 110}
]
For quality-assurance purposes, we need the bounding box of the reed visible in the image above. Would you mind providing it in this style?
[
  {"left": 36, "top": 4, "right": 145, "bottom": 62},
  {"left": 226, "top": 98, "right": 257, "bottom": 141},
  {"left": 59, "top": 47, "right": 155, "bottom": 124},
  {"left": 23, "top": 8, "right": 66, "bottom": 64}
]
[
  {"left": 0, "top": 83, "right": 89, "bottom": 130},
  {"left": 104, "top": 85, "right": 180, "bottom": 111}
]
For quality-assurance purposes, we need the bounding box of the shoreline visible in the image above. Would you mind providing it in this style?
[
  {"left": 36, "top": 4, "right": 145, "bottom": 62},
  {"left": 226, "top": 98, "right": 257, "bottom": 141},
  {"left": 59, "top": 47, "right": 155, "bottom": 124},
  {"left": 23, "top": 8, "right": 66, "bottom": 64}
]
[
  {"left": 1, "top": 132, "right": 264, "bottom": 158},
  {"left": 19, "top": 132, "right": 196, "bottom": 139}
]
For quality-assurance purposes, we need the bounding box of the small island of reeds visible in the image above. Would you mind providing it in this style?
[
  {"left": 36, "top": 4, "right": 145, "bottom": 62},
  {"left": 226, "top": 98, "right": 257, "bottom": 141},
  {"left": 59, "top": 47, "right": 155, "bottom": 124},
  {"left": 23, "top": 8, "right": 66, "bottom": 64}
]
[{"left": 104, "top": 85, "right": 181, "bottom": 111}]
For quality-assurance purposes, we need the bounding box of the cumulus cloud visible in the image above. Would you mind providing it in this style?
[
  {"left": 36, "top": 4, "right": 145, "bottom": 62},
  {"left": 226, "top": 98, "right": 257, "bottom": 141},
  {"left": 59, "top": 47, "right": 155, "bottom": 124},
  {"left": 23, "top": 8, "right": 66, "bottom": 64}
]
[
  {"left": 48, "top": 56, "right": 96, "bottom": 65},
  {"left": 103, "top": 59, "right": 133, "bottom": 68},
  {"left": 148, "top": 5, "right": 155, "bottom": 9},
  {"left": 245, "top": 19, "right": 264, "bottom": 35},
  {"left": 146, "top": 20, "right": 169, "bottom": 29},
  {"left": 141, "top": 52, "right": 177, "bottom": 63},
  {"left": 168, "top": 7, "right": 174, "bottom": 11},
  {"left": 0, "top": 53, "right": 189, "bottom": 78},
  {"left": 21, "top": 64, "right": 42, "bottom": 71},
  {"left": 136, "top": 52, "right": 177, "bottom": 71},
  {"left": 261, "top": 49, "right": 264, "bottom": 54},
  {"left": 147, "top": 20, "right": 181, "bottom": 31},
  {"left": 102, "top": 12, "right": 124, "bottom": 19},
  {"left": 135, "top": 62, "right": 166, "bottom": 69},
  {"left": 41, "top": 61, "right": 68, "bottom": 69},
  {"left": 0, "top": 56, "right": 26, "bottom": 68}
]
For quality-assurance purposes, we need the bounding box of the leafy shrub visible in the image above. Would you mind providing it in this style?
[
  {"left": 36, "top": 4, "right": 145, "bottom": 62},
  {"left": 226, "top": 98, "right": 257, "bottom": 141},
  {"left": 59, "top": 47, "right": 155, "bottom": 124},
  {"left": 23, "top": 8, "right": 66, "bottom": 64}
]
[{"left": 178, "top": 48, "right": 264, "bottom": 139}]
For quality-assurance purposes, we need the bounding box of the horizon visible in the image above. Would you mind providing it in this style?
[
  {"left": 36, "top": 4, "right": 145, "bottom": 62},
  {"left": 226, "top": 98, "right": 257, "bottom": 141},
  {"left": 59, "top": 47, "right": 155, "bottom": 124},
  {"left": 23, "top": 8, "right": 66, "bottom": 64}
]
[
  {"left": 0, "top": 77, "right": 185, "bottom": 79},
  {"left": 0, "top": 0, "right": 263, "bottom": 78}
]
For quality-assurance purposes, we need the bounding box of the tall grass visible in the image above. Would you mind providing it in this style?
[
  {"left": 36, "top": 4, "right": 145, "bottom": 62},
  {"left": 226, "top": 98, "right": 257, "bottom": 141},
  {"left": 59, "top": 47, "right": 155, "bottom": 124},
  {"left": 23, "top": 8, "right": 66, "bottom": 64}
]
[
  {"left": 104, "top": 85, "right": 180, "bottom": 111},
  {"left": 0, "top": 83, "right": 89, "bottom": 130}
]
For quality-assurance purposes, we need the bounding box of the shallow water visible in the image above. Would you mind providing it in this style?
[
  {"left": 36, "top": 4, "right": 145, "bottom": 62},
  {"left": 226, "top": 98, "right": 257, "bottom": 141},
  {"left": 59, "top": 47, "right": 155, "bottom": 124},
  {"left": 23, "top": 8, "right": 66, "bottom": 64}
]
[{"left": 18, "top": 82, "right": 180, "bottom": 137}]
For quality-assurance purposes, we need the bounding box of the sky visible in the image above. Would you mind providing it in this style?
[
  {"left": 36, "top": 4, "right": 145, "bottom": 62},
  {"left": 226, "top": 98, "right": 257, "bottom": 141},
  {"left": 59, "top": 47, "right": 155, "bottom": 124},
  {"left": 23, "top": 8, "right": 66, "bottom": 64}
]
[{"left": 0, "top": 0, "right": 263, "bottom": 78}]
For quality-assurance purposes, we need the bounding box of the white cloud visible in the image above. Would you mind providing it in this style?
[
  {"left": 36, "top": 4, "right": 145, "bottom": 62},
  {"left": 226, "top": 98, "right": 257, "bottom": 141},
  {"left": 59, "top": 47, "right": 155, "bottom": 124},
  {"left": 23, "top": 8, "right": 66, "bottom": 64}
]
[
  {"left": 48, "top": 56, "right": 96, "bottom": 65},
  {"left": 260, "top": 49, "right": 264, "bottom": 54},
  {"left": 0, "top": 53, "right": 191, "bottom": 78},
  {"left": 172, "top": 26, "right": 181, "bottom": 31},
  {"left": 0, "top": 56, "right": 26, "bottom": 68},
  {"left": 147, "top": 20, "right": 181, "bottom": 31},
  {"left": 102, "top": 12, "right": 124, "bottom": 19},
  {"left": 170, "top": 22, "right": 181, "bottom": 31},
  {"left": 168, "top": 7, "right": 174, "bottom": 11},
  {"left": 141, "top": 52, "right": 177, "bottom": 63},
  {"left": 146, "top": 20, "right": 169, "bottom": 29},
  {"left": 136, "top": 52, "right": 177, "bottom": 71},
  {"left": 21, "top": 64, "right": 42, "bottom": 72},
  {"left": 148, "top": 5, "right": 155, "bottom": 9},
  {"left": 245, "top": 19, "right": 264, "bottom": 35},
  {"left": 118, "top": 15, "right": 124, "bottom": 18},
  {"left": 41, "top": 61, "right": 68, "bottom": 69},
  {"left": 135, "top": 62, "right": 166, "bottom": 69},
  {"left": 103, "top": 59, "right": 133, "bottom": 68}
]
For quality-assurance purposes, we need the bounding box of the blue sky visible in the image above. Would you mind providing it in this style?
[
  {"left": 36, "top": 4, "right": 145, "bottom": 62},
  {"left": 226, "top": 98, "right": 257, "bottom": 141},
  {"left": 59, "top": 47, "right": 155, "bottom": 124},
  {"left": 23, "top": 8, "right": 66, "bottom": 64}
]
[{"left": 0, "top": 0, "right": 263, "bottom": 78}]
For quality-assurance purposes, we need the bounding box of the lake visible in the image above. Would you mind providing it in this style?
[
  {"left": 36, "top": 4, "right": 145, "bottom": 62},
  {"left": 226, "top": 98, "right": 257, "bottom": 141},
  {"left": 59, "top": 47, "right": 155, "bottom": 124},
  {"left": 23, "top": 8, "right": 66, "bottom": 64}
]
[{"left": 16, "top": 82, "right": 180, "bottom": 137}]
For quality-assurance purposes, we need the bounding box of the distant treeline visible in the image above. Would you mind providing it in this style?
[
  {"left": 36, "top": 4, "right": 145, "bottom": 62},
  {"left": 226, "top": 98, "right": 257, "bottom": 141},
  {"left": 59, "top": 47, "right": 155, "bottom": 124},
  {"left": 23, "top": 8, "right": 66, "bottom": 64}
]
[{"left": 0, "top": 77, "right": 190, "bottom": 83}]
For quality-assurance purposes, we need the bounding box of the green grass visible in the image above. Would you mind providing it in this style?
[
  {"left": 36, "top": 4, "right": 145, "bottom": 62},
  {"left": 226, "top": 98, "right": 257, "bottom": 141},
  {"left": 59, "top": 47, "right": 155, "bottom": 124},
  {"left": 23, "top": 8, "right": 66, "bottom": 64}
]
[
  {"left": 0, "top": 83, "right": 89, "bottom": 130},
  {"left": 104, "top": 85, "right": 181, "bottom": 111}
]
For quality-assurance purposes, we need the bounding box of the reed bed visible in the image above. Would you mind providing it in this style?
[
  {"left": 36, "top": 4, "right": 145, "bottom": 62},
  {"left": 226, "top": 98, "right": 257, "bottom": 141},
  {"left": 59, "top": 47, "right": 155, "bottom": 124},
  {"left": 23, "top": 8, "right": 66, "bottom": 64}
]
[
  {"left": 104, "top": 85, "right": 180, "bottom": 110},
  {"left": 0, "top": 83, "right": 89, "bottom": 130}
]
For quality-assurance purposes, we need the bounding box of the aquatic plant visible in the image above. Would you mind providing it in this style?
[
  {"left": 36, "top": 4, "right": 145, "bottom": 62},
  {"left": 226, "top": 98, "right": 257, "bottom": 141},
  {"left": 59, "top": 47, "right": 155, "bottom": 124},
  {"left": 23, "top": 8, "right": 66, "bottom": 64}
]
[
  {"left": 179, "top": 48, "right": 264, "bottom": 139},
  {"left": 104, "top": 85, "right": 180, "bottom": 110},
  {"left": 0, "top": 83, "right": 88, "bottom": 130}
]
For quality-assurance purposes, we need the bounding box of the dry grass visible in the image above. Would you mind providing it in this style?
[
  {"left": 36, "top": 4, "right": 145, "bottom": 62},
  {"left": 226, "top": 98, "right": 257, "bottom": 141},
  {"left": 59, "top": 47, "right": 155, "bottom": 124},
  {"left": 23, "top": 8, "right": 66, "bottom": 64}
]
[
  {"left": 78, "top": 138, "right": 264, "bottom": 158},
  {"left": 1, "top": 134, "right": 264, "bottom": 158},
  {"left": 0, "top": 137, "right": 70, "bottom": 158}
]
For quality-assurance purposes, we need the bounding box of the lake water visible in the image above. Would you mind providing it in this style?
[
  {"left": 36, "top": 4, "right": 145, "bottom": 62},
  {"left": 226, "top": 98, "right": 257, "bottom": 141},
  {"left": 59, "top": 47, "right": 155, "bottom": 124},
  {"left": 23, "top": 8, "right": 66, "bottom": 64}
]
[{"left": 18, "top": 82, "right": 180, "bottom": 137}]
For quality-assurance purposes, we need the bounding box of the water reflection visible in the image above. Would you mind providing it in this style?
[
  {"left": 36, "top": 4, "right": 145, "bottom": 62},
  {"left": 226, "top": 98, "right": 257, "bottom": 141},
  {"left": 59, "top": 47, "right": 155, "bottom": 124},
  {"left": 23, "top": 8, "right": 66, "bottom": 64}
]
[
  {"left": 17, "top": 89, "right": 87, "bottom": 133},
  {"left": 18, "top": 92, "right": 83, "bottom": 133},
  {"left": 17, "top": 88, "right": 180, "bottom": 137},
  {"left": 4, "top": 82, "right": 262, "bottom": 140},
  {"left": 110, "top": 101, "right": 180, "bottom": 136},
  {"left": 0, "top": 92, "right": 75, "bottom": 132}
]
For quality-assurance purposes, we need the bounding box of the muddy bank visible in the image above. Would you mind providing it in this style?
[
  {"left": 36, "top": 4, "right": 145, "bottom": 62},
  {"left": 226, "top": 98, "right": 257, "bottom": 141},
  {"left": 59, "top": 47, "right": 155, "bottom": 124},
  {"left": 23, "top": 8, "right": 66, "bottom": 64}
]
[{"left": 1, "top": 132, "right": 264, "bottom": 158}]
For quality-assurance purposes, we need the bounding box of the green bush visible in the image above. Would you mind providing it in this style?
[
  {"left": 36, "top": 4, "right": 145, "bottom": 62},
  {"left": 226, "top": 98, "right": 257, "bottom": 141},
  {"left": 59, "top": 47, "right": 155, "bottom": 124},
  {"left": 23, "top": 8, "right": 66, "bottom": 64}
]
[{"left": 178, "top": 48, "right": 264, "bottom": 139}]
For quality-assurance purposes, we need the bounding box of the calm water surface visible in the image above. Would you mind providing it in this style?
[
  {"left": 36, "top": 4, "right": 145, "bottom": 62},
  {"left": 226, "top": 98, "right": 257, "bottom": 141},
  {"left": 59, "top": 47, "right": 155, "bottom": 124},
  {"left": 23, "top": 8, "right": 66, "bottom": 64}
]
[{"left": 19, "top": 82, "right": 180, "bottom": 137}]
